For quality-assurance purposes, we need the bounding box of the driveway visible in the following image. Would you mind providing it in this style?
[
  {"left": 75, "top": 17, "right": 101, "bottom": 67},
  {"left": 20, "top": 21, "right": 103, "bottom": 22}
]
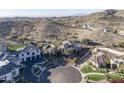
[
  {"left": 39, "top": 63, "right": 59, "bottom": 83},
  {"left": 23, "top": 57, "right": 45, "bottom": 83}
]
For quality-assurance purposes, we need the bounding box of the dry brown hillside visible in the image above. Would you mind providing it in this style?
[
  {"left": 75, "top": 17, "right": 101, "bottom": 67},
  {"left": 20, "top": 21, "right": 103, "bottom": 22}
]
[{"left": 0, "top": 9, "right": 124, "bottom": 50}]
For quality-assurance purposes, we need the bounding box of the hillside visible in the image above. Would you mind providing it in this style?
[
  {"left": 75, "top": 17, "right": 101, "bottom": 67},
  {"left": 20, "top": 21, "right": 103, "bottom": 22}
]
[{"left": 0, "top": 9, "right": 124, "bottom": 50}]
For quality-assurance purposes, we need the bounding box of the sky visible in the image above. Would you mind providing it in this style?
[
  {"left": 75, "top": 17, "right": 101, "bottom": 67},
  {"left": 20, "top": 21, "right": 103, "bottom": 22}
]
[{"left": 0, "top": 9, "right": 104, "bottom": 17}]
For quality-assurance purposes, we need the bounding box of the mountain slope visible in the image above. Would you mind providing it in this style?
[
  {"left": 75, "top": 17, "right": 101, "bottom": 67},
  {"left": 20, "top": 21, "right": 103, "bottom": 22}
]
[{"left": 0, "top": 10, "right": 124, "bottom": 50}]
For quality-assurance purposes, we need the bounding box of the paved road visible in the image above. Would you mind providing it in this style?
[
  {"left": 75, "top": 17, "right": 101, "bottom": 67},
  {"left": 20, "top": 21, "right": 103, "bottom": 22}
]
[
  {"left": 22, "top": 48, "right": 91, "bottom": 83},
  {"left": 23, "top": 57, "right": 45, "bottom": 83},
  {"left": 39, "top": 63, "right": 60, "bottom": 83},
  {"left": 76, "top": 48, "right": 91, "bottom": 65},
  {"left": 23, "top": 55, "right": 67, "bottom": 83}
]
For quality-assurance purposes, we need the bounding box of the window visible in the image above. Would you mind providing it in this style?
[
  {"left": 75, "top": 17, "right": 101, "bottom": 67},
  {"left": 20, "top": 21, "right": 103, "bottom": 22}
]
[
  {"left": 12, "top": 71, "right": 16, "bottom": 76},
  {"left": 17, "top": 55, "right": 19, "bottom": 57},
  {"left": 22, "top": 53, "right": 24, "bottom": 56},
  {"left": 1, "top": 77, "right": 4, "bottom": 80},
  {"left": 12, "top": 68, "right": 16, "bottom": 76},
  {"left": 1, "top": 76, "right": 6, "bottom": 80},
  {"left": 22, "top": 58, "right": 24, "bottom": 62},
  {"left": 27, "top": 52, "right": 29, "bottom": 55},
  {"left": 32, "top": 52, "right": 35, "bottom": 56},
  {"left": 4, "top": 76, "right": 7, "bottom": 80}
]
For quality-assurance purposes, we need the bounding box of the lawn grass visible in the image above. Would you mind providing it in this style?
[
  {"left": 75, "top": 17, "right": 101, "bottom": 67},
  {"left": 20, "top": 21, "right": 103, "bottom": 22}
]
[
  {"left": 81, "top": 65, "right": 95, "bottom": 73},
  {"left": 86, "top": 74, "right": 106, "bottom": 81},
  {"left": 108, "top": 73, "right": 124, "bottom": 80},
  {"left": 81, "top": 64, "right": 107, "bottom": 73},
  {"left": 8, "top": 45, "right": 26, "bottom": 52}
]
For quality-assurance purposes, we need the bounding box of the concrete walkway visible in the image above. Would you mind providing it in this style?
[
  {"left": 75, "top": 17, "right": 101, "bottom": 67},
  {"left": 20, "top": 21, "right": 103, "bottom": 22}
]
[
  {"left": 86, "top": 72, "right": 105, "bottom": 76},
  {"left": 97, "top": 47, "right": 124, "bottom": 56}
]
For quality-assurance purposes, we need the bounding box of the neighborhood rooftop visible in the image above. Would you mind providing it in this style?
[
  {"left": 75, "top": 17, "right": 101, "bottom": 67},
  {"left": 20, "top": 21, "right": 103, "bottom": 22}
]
[{"left": 0, "top": 62, "right": 19, "bottom": 76}]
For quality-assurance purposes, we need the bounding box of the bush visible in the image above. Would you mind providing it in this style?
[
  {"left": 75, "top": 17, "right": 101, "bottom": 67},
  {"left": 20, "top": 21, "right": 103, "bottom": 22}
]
[
  {"left": 81, "top": 65, "right": 95, "bottom": 73},
  {"left": 8, "top": 45, "right": 26, "bottom": 52},
  {"left": 81, "top": 38, "right": 90, "bottom": 44},
  {"left": 112, "top": 43, "right": 119, "bottom": 47},
  {"left": 81, "top": 65, "right": 106, "bottom": 73},
  {"left": 113, "top": 30, "right": 118, "bottom": 34},
  {"left": 67, "top": 58, "right": 77, "bottom": 64},
  {"left": 108, "top": 73, "right": 124, "bottom": 81},
  {"left": 64, "top": 48, "right": 74, "bottom": 55},
  {"left": 72, "top": 36, "right": 77, "bottom": 38},
  {"left": 118, "top": 42, "right": 124, "bottom": 48}
]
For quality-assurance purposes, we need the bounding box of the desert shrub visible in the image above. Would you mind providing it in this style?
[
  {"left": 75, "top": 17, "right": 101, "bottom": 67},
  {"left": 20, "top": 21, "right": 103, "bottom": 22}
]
[
  {"left": 81, "top": 38, "right": 90, "bottom": 44},
  {"left": 72, "top": 35, "right": 77, "bottom": 38},
  {"left": 113, "top": 30, "right": 118, "bottom": 34},
  {"left": 67, "top": 58, "right": 77, "bottom": 64},
  {"left": 118, "top": 42, "right": 124, "bottom": 48}
]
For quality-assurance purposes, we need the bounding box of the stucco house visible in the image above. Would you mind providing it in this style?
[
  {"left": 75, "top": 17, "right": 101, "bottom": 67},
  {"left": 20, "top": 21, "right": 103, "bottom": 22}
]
[
  {"left": 58, "top": 40, "right": 81, "bottom": 54},
  {"left": 92, "top": 48, "right": 124, "bottom": 69},
  {"left": 70, "top": 41, "right": 82, "bottom": 51},
  {"left": 59, "top": 40, "right": 72, "bottom": 49},
  {"left": 42, "top": 43, "right": 56, "bottom": 55},
  {"left": 81, "top": 24, "right": 95, "bottom": 30}
]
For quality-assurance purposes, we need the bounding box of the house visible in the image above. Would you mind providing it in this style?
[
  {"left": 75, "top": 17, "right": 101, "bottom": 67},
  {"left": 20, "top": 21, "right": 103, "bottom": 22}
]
[
  {"left": 0, "top": 43, "right": 7, "bottom": 52},
  {"left": 100, "top": 27, "right": 112, "bottom": 33},
  {"left": 101, "top": 29, "right": 111, "bottom": 32},
  {"left": 93, "top": 52, "right": 116, "bottom": 69},
  {"left": 6, "top": 53, "right": 21, "bottom": 66},
  {"left": 81, "top": 24, "right": 95, "bottom": 30},
  {"left": 59, "top": 40, "right": 72, "bottom": 49},
  {"left": 0, "top": 53, "right": 20, "bottom": 82},
  {"left": 92, "top": 47, "right": 124, "bottom": 69},
  {"left": 71, "top": 24, "right": 77, "bottom": 28},
  {"left": 14, "top": 45, "right": 42, "bottom": 62},
  {"left": 58, "top": 40, "right": 81, "bottom": 54},
  {"left": 70, "top": 41, "right": 82, "bottom": 51},
  {"left": 110, "top": 58, "right": 124, "bottom": 69},
  {"left": 0, "top": 51, "right": 21, "bottom": 66},
  {"left": 58, "top": 40, "right": 72, "bottom": 54},
  {"left": 0, "top": 62, "right": 19, "bottom": 82},
  {"left": 0, "top": 44, "right": 43, "bottom": 82},
  {"left": 93, "top": 52, "right": 110, "bottom": 68},
  {"left": 42, "top": 43, "right": 56, "bottom": 55}
]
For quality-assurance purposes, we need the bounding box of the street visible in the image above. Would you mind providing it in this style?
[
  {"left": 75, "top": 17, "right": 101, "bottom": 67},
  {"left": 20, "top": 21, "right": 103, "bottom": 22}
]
[{"left": 23, "top": 57, "right": 45, "bottom": 83}]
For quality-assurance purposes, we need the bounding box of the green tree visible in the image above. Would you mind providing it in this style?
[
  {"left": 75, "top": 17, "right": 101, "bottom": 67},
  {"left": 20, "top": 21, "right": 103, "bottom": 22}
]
[
  {"left": 81, "top": 38, "right": 90, "bottom": 44},
  {"left": 64, "top": 48, "right": 74, "bottom": 55}
]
